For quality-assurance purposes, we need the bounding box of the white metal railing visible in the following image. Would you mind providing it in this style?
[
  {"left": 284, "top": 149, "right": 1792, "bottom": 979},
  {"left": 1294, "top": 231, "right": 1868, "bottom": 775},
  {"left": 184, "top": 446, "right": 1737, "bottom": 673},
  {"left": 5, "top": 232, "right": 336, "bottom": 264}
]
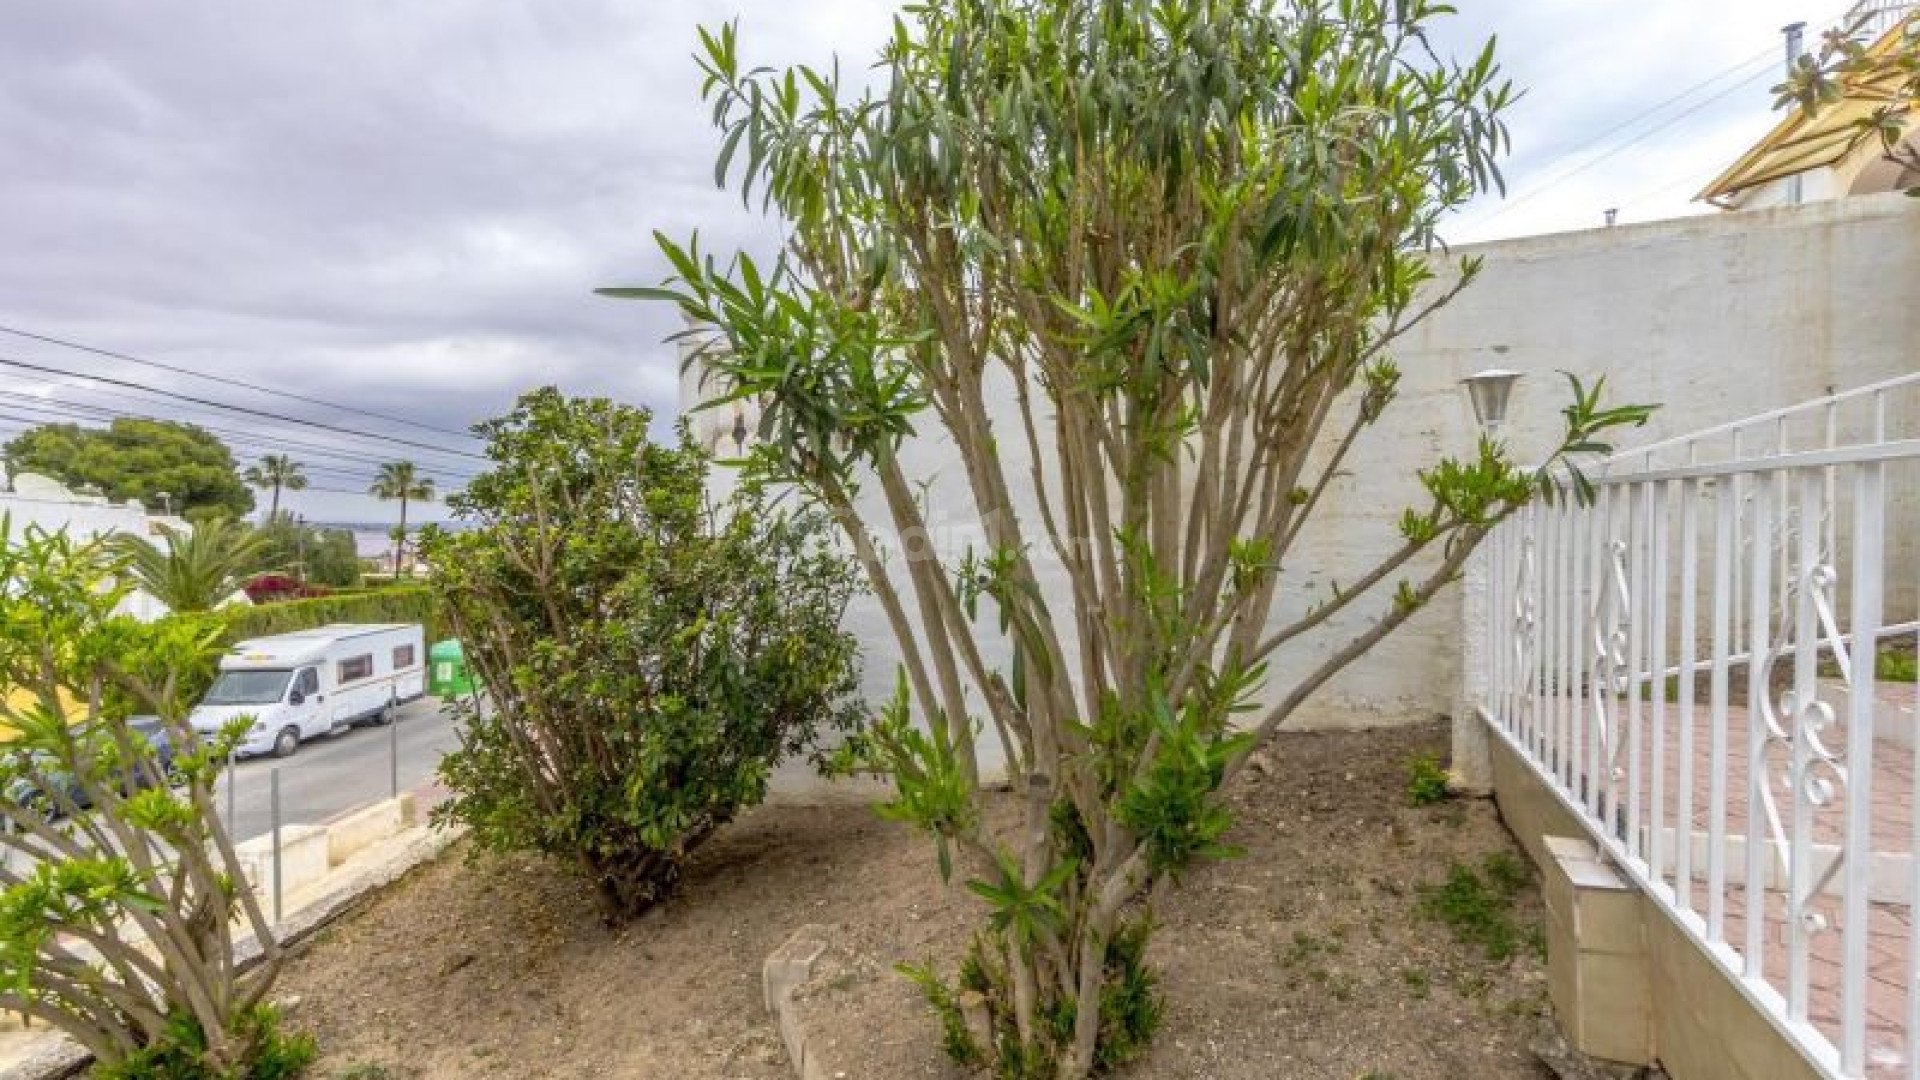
[
  {"left": 1482, "top": 373, "right": 1920, "bottom": 1079},
  {"left": 1848, "top": 0, "right": 1917, "bottom": 39}
]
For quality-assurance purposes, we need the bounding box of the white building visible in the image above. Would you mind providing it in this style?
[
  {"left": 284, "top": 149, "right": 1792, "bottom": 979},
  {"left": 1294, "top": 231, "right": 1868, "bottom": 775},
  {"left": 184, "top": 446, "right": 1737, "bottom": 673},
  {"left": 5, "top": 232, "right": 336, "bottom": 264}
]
[
  {"left": 1699, "top": 1, "right": 1918, "bottom": 209},
  {"left": 0, "top": 472, "right": 190, "bottom": 620}
]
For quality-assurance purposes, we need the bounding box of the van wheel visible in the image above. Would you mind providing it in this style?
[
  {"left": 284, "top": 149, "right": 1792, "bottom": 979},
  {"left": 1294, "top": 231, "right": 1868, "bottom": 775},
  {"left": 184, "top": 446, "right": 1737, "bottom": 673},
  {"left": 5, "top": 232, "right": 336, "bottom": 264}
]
[{"left": 273, "top": 727, "right": 300, "bottom": 759}]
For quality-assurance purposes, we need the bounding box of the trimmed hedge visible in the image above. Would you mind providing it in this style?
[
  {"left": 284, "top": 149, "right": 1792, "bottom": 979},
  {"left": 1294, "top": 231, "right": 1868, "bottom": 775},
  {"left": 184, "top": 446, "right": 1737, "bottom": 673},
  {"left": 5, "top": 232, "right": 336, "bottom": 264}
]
[{"left": 218, "top": 585, "right": 443, "bottom": 646}]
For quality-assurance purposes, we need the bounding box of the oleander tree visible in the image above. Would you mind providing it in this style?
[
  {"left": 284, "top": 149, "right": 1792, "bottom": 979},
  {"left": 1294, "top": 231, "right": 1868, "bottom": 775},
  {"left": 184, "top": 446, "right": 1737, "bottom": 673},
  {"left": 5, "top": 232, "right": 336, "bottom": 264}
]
[
  {"left": 608, "top": 1, "right": 1651, "bottom": 1074},
  {"left": 0, "top": 521, "right": 309, "bottom": 1076}
]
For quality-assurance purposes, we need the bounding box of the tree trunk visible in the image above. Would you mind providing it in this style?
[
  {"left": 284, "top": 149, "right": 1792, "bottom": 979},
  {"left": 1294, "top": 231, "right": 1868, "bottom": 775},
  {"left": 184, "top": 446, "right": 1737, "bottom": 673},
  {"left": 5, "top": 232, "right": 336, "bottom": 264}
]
[
  {"left": 394, "top": 497, "right": 408, "bottom": 579},
  {"left": 1061, "top": 922, "right": 1112, "bottom": 1079},
  {"left": 584, "top": 846, "right": 680, "bottom": 925},
  {"left": 269, "top": 482, "right": 281, "bottom": 521}
]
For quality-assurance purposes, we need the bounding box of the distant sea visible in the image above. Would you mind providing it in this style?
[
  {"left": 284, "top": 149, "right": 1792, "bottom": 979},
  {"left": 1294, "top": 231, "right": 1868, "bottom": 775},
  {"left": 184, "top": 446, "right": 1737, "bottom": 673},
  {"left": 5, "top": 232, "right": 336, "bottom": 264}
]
[{"left": 301, "top": 519, "right": 473, "bottom": 560}]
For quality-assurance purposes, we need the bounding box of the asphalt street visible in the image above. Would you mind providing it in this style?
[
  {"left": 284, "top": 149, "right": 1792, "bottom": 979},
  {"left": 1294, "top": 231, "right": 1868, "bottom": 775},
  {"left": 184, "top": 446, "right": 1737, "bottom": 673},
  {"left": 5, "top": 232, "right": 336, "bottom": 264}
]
[{"left": 218, "top": 696, "right": 461, "bottom": 843}]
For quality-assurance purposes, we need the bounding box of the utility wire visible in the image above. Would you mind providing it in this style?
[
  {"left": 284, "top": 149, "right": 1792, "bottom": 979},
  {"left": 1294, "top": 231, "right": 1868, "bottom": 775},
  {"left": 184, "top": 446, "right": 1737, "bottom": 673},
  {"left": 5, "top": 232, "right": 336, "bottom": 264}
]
[
  {"left": 0, "top": 414, "right": 460, "bottom": 504},
  {"left": 0, "top": 354, "right": 490, "bottom": 464},
  {"left": 1456, "top": 3, "right": 1861, "bottom": 234},
  {"left": 0, "top": 395, "right": 480, "bottom": 484},
  {"left": 1463, "top": 57, "right": 1779, "bottom": 231},
  {"left": 1617, "top": 164, "right": 1727, "bottom": 211},
  {"left": 0, "top": 378, "right": 483, "bottom": 475},
  {"left": 0, "top": 389, "right": 483, "bottom": 480},
  {"left": 0, "top": 323, "right": 480, "bottom": 444}
]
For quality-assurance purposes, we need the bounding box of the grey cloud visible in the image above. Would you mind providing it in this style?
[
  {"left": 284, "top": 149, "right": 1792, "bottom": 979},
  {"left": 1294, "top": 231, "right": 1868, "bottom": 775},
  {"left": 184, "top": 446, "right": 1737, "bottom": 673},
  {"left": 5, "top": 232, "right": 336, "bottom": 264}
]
[{"left": 0, "top": 0, "right": 1833, "bottom": 521}]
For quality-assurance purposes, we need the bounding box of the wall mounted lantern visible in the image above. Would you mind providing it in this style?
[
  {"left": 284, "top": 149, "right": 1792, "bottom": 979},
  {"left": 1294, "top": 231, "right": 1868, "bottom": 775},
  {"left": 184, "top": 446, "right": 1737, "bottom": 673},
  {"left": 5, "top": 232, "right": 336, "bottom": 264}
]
[{"left": 1462, "top": 369, "right": 1523, "bottom": 435}]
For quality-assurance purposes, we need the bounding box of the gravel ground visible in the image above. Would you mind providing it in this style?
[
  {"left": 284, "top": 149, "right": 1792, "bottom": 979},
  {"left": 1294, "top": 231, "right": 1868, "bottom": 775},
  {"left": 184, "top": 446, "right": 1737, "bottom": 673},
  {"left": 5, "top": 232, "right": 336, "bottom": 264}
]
[{"left": 276, "top": 719, "right": 1553, "bottom": 1080}]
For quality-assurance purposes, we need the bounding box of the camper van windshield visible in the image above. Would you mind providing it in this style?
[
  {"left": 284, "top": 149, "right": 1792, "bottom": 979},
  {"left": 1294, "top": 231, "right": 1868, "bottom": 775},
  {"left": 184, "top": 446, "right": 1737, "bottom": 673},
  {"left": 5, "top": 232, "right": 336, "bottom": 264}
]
[{"left": 203, "top": 670, "right": 294, "bottom": 706}]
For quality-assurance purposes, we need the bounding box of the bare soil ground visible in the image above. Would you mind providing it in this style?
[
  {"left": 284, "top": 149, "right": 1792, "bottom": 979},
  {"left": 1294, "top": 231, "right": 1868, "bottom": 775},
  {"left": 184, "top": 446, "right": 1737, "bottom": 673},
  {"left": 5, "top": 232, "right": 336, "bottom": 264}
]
[{"left": 279, "top": 719, "right": 1552, "bottom": 1080}]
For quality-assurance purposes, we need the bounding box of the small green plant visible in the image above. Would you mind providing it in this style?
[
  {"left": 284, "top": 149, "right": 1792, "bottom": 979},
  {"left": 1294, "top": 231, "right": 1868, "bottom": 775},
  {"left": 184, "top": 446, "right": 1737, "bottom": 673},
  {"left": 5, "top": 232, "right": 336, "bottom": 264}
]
[
  {"left": 905, "top": 918, "right": 1162, "bottom": 1076},
  {"left": 1403, "top": 752, "right": 1451, "bottom": 807},
  {"left": 1399, "top": 966, "right": 1431, "bottom": 999},
  {"left": 335, "top": 1066, "right": 393, "bottom": 1080},
  {"left": 899, "top": 955, "right": 986, "bottom": 1068},
  {"left": 92, "top": 1006, "right": 314, "bottom": 1080},
  {"left": 1817, "top": 647, "right": 1916, "bottom": 685},
  {"left": 1281, "top": 928, "right": 1343, "bottom": 967},
  {"left": 1417, "top": 852, "right": 1535, "bottom": 963},
  {"left": 1878, "top": 648, "right": 1918, "bottom": 684},
  {"left": 1482, "top": 850, "right": 1530, "bottom": 894}
]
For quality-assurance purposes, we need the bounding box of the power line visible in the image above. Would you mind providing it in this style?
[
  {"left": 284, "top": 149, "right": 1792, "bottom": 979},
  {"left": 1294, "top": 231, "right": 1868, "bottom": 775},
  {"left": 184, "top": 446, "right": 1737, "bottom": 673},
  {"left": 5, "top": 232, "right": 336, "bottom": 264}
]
[
  {"left": 0, "top": 376, "right": 484, "bottom": 476},
  {"left": 0, "top": 389, "right": 483, "bottom": 481},
  {"left": 0, "top": 354, "right": 491, "bottom": 464},
  {"left": 0, "top": 397, "right": 477, "bottom": 484},
  {"left": 1462, "top": 56, "right": 1778, "bottom": 231},
  {"left": 0, "top": 416, "right": 465, "bottom": 502},
  {"left": 1463, "top": 62, "right": 1779, "bottom": 231},
  {"left": 1617, "top": 163, "right": 1727, "bottom": 212},
  {"left": 0, "top": 323, "right": 481, "bottom": 444},
  {"left": 1456, "top": 3, "right": 1861, "bottom": 234}
]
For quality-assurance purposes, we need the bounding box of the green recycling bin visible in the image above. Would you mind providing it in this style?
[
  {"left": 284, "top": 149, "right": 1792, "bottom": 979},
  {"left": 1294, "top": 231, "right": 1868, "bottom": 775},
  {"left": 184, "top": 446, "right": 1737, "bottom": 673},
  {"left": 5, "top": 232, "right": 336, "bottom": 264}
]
[{"left": 428, "top": 639, "right": 475, "bottom": 697}]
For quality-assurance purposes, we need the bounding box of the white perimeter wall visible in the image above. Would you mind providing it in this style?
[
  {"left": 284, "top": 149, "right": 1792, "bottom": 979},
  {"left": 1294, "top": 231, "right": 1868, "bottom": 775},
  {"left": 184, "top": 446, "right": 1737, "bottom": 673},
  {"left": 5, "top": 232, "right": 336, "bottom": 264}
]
[
  {"left": 685, "top": 192, "right": 1920, "bottom": 770},
  {"left": 0, "top": 478, "right": 184, "bottom": 621}
]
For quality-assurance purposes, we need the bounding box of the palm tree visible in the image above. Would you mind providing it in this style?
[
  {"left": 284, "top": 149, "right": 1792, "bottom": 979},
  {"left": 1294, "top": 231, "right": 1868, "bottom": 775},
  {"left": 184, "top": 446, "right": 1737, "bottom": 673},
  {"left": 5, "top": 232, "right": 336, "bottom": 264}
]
[
  {"left": 370, "top": 462, "right": 434, "bottom": 579},
  {"left": 113, "top": 518, "right": 276, "bottom": 613},
  {"left": 242, "top": 454, "right": 308, "bottom": 521}
]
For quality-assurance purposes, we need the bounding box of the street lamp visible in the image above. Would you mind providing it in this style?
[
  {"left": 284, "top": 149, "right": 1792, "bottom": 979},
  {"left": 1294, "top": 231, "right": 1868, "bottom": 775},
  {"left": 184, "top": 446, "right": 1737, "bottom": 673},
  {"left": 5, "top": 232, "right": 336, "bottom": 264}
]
[
  {"left": 1461, "top": 369, "right": 1523, "bottom": 435},
  {"left": 295, "top": 515, "right": 308, "bottom": 583}
]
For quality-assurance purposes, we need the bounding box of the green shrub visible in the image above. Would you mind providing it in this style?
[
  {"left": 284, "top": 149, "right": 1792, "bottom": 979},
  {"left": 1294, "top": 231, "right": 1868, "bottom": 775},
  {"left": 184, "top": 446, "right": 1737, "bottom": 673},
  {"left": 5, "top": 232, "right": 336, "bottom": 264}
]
[
  {"left": 1403, "top": 752, "right": 1451, "bottom": 807},
  {"left": 218, "top": 585, "right": 441, "bottom": 645},
  {"left": 1879, "top": 649, "right": 1918, "bottom": 684},
  {"left": 1416, "top": 852, "right": 1535, "bottom": 963},
  {"left": 0, "top": 525, "right": 299, "bottom": 1075},
  {"left": 422, "top": 389, "right": 864, "bottom": 924},
  {"left": 252, "top": 519, "right": 362, "bottom": 588},
  {"left": 93, "top": 1006, "right": 314, "bottom": 1080},
  {"left": 907, "top": 916, "right": 1162, "bottom": 1077}
]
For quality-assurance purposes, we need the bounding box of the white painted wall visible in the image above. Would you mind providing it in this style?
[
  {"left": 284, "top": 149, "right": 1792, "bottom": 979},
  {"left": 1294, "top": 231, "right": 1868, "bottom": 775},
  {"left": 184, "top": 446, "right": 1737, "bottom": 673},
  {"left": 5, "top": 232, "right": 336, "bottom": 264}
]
[
  {"left": 1724, "top": 169, "right": 1839, "bottom": 210},
  {"left": 682, "top": 192, "right": 1920, "bottom": 763},
  {"left": 0, "top": 473, "right": 190, "bottom": 620}
]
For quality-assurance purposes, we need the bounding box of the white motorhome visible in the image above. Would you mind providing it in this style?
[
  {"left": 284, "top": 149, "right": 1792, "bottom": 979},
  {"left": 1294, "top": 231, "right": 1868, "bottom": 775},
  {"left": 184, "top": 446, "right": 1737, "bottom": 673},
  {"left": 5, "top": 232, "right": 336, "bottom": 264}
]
[{"left": 190, "top": 624, "right": 427, "bottom": 758}]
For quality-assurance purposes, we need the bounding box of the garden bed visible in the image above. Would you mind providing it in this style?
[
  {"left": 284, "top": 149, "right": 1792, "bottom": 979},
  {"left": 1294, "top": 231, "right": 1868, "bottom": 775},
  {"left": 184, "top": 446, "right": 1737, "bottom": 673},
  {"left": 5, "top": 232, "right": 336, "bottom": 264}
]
[{"left": 277, "top": 719, "right": 1553, "bottom": 1080}]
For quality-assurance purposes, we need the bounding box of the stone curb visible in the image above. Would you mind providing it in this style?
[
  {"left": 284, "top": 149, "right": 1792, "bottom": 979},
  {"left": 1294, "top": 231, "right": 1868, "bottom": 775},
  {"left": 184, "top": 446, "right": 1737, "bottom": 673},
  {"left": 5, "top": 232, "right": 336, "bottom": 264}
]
[
  {"left": 763, "top": 924, "right": 834, "bottom": 1080},
  {"left": 0, "top": 823, "right": 464, "bottom": 1080}
]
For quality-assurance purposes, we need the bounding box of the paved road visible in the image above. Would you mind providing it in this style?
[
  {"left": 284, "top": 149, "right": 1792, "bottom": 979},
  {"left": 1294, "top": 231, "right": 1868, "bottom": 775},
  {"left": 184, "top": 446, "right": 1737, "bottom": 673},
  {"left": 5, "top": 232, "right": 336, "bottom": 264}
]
[{"left": 218, "top": 696, "right": 462, "bottom": 843}]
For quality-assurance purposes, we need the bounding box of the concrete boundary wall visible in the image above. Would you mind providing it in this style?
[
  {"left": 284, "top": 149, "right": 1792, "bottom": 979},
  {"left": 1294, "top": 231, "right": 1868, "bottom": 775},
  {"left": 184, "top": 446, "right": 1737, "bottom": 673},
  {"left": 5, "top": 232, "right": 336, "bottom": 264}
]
[{"left": 1488, "top": 725, "right": 1826, "bottom": 1080}]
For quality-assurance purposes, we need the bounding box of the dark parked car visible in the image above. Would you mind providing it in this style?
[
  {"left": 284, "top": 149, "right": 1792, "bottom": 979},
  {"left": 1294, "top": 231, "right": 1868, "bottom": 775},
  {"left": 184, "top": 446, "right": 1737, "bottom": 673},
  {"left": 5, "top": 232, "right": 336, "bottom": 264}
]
[{"left": 5, "top": 717, "right": 176, "bottom": 814}]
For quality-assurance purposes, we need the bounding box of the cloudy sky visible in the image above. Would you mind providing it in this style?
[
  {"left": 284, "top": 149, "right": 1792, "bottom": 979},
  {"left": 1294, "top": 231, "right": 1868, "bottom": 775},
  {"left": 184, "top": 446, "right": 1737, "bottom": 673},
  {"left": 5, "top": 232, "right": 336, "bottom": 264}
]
[{"left": 0, "top": 0, "right": 1848, "bottom": 522}]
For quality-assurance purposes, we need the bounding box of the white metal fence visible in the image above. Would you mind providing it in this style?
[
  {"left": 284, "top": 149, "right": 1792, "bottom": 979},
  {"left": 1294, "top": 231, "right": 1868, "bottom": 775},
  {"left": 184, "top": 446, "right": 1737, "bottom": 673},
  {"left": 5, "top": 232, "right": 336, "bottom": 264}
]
[{"left": 1480, "top": 372, "right": 1920, "bottom": 1079}]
